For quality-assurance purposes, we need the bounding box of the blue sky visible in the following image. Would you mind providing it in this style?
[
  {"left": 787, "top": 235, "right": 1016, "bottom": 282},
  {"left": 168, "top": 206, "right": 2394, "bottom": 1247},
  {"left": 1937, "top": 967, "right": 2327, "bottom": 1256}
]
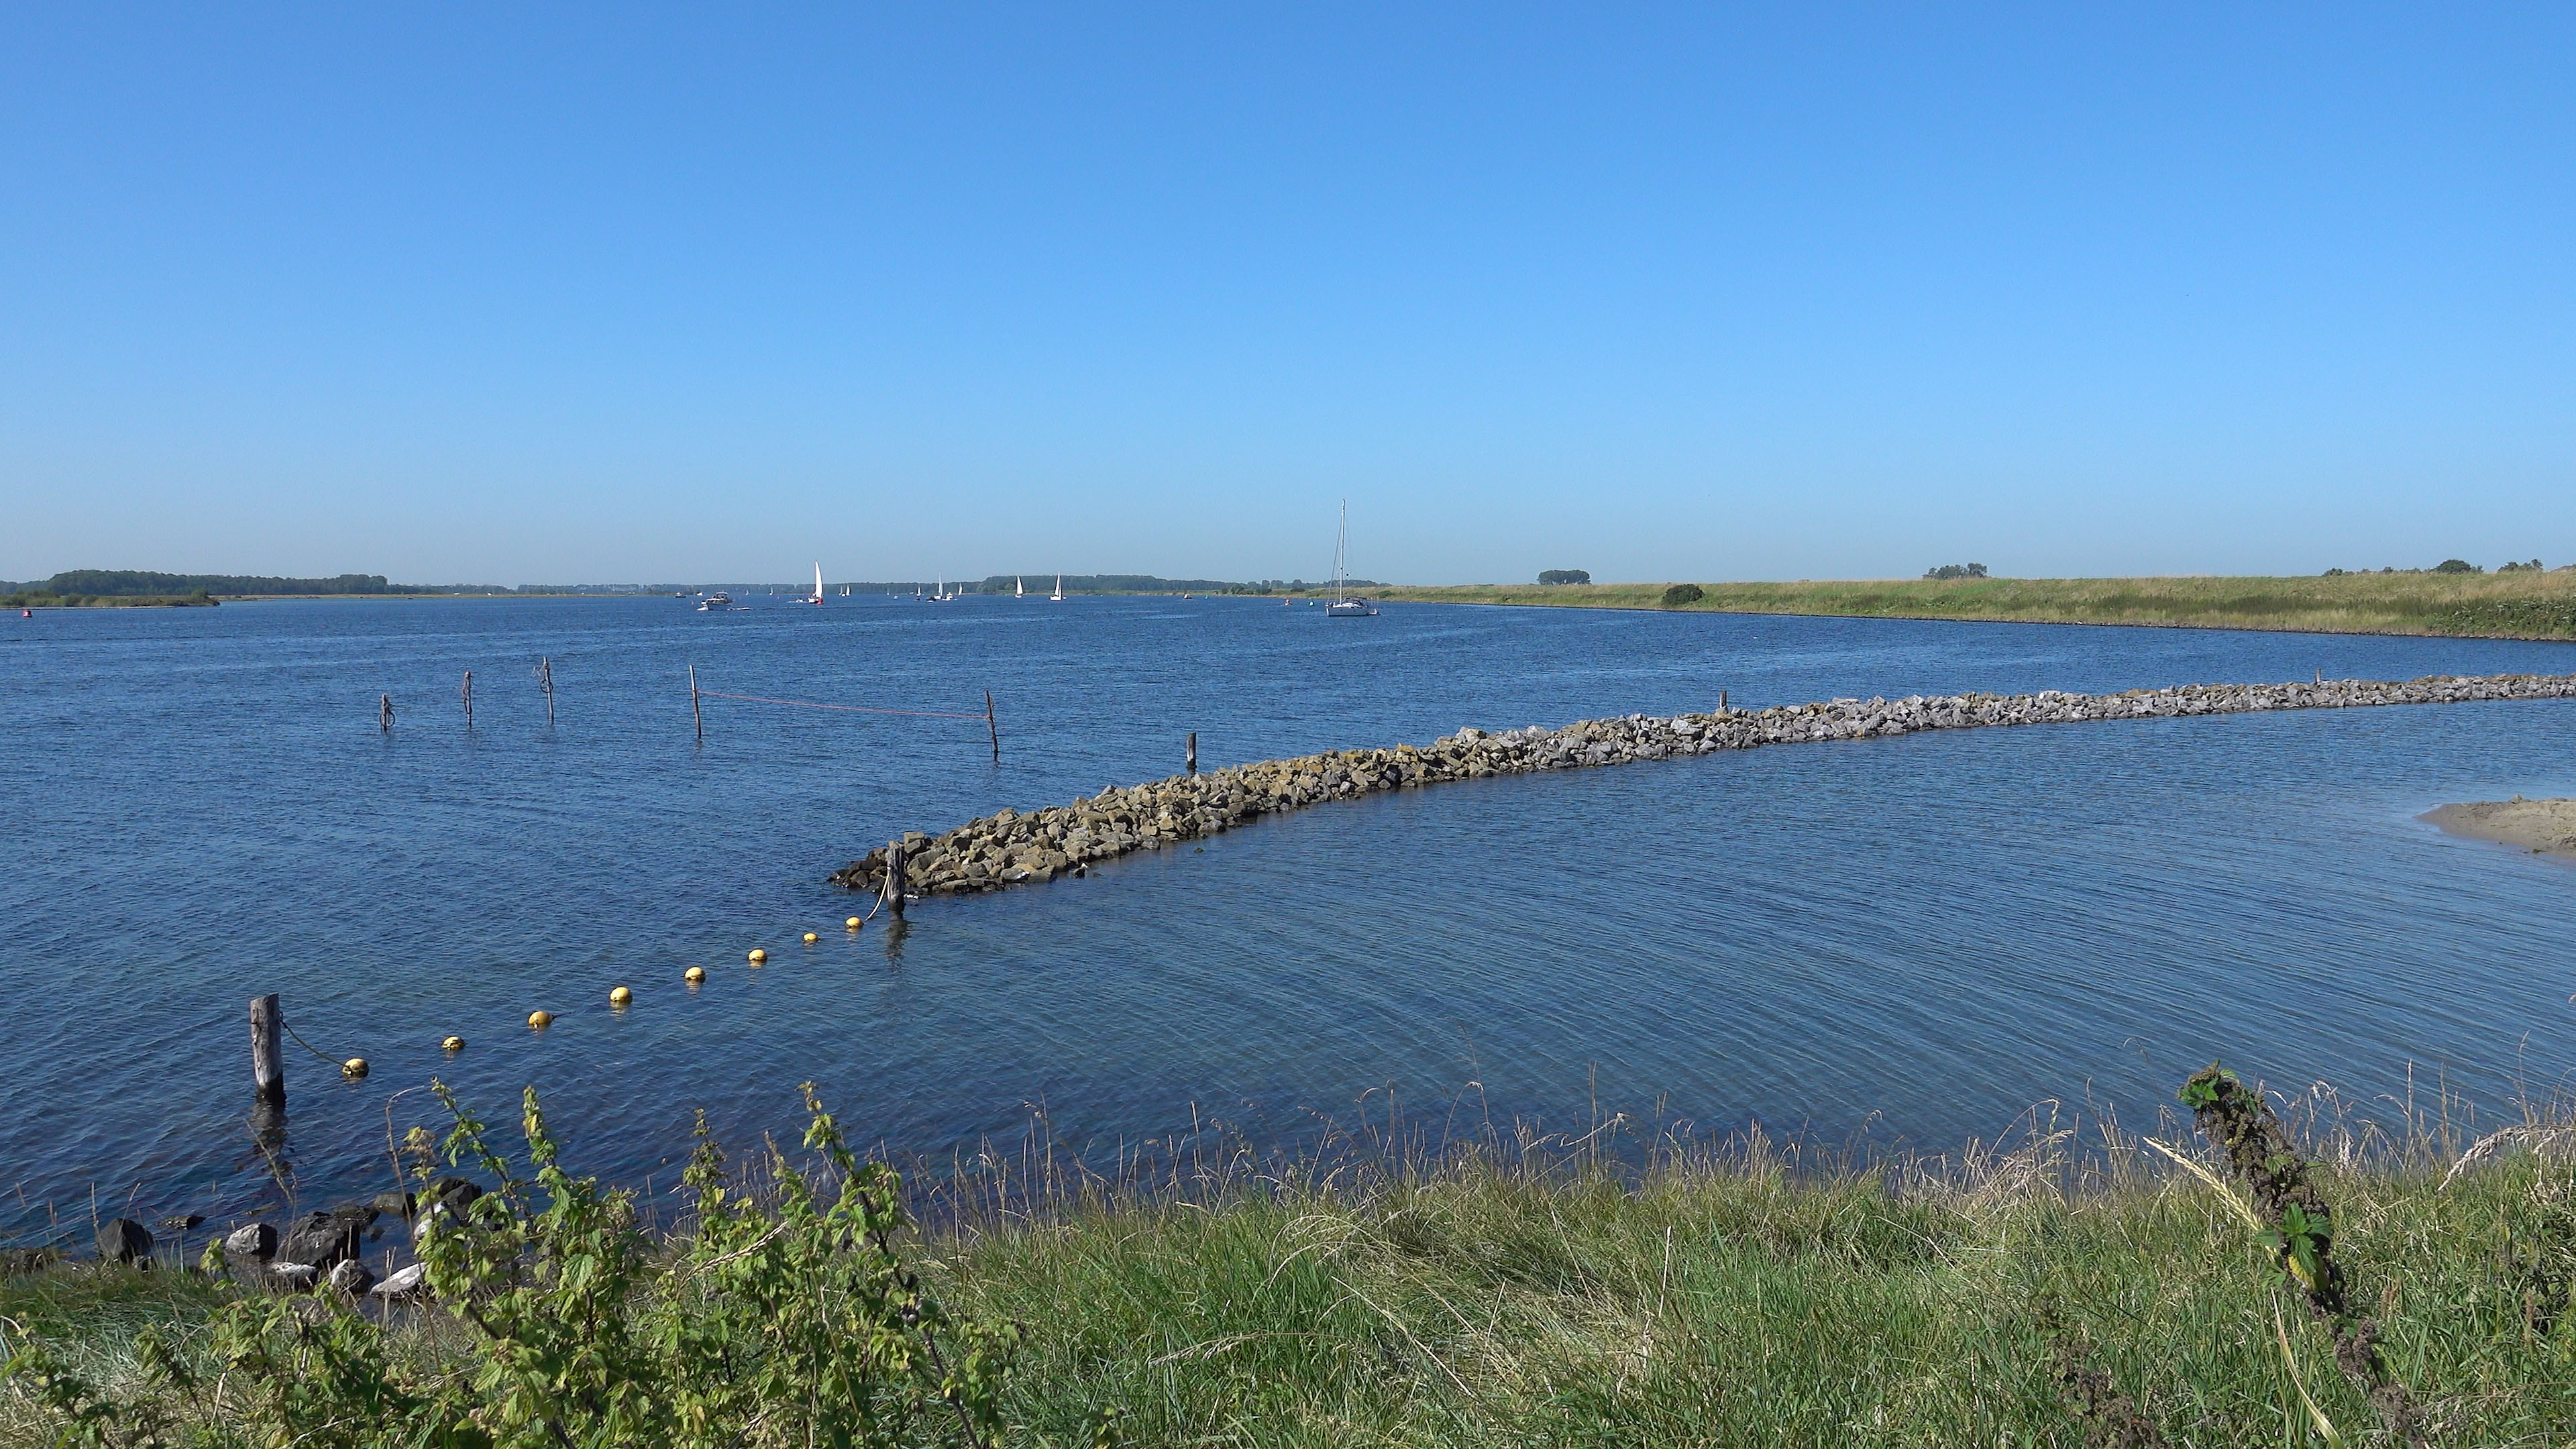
[{"left": 4, "top": 5, "right": 2569, "bottom": 584}]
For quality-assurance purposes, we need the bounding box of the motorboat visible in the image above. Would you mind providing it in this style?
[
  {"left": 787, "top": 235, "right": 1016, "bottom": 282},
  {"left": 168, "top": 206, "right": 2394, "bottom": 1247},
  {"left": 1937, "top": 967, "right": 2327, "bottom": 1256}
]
[{"left": 697, "top": 592, "right": 734, "bottom": 611}]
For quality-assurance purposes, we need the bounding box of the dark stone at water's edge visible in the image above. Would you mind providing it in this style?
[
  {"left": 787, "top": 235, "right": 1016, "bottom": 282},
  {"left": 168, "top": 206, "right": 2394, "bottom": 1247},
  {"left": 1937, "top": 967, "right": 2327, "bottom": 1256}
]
[
  {"left": 95, "top": 1217, "right": 152, "bottom": 1265},
  {"left": 277, "top": 1204, "right": 378, "bottom": 1270}
]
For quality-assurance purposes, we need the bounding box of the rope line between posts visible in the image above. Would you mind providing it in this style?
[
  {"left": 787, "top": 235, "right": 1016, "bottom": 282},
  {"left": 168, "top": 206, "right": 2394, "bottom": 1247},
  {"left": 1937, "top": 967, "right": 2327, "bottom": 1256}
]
[
  {"left": 695, "top": 690, "right": 988, "bottom": 720},
  {"left": 280, "top": 1014, "right": 344, "bottom": 1069}
]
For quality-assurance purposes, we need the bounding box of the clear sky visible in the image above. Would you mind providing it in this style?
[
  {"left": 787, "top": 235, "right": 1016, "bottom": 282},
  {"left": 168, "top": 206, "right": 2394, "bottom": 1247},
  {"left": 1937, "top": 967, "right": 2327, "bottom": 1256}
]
[{"left": 4, "top": 5, "right": 2569, "bottom": 586}]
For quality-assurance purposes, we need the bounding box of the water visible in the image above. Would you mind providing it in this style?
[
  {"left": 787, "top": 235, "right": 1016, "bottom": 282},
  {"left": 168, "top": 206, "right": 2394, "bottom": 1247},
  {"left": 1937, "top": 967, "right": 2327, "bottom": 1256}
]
[{"left": 4, "top": 595, "right": 2573, "bottom": 1235}]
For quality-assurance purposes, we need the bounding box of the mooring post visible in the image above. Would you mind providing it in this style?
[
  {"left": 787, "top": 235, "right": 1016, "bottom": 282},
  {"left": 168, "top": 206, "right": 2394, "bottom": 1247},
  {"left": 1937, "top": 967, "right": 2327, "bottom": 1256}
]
[
  {"left": 461, "top": 669, "right": 474, "bottom": 727},
  {"left": 379, "top": 694, "right": 394, "bottom": 731},
  {"left": 885, "top": 841, "right": 907, "bottom": 918},
  {"left": 985, "top": 690, "right": 1000, "bottom": 763},
  {"left": 539, "top": 657, "right": 555, "bottom": 726},
  {"left": 690, "top": 665, "right": 704, "bottom": 743},
  {"left": 250, "top": 994, "right": 284, "bottom": 1105},
  {"left": 1186, "top": 731, "right": 1197, "bottom": 775},
  {"left": 1719, "top": 689, "right": 1729, "bottom": 714}
]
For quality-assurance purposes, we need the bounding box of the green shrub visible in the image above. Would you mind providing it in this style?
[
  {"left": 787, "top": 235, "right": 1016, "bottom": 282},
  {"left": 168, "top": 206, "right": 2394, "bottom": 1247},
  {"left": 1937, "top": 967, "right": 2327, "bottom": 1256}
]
[
  {"left": 1659, "top": 583, "right": 1703, "bottom": 607},
  {"left": 3, "top": 1083, "right": 1025, "bottom": 1448}
]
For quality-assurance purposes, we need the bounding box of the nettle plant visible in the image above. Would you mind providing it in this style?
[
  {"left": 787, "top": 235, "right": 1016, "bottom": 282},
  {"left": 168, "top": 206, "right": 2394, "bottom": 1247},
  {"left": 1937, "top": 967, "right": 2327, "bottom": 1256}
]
[
  {"left": 2179, "top": 1065, "right": 2424, "bottom": 1446},
  {"left": 15, "top": 1083, "right": 1030, "bottom": 1448}
]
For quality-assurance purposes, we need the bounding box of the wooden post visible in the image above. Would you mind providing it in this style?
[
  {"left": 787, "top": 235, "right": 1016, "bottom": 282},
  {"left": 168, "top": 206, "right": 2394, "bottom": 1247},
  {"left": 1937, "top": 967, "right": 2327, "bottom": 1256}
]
[
  {"left": 985, "top": 690, "right": 1000, "bottom": 763},
  {"left": 539, "top": 657, "right": 555, "bottom": 725},
  {"left": 1186, "top": 732, "right": 1197, "bottom": 775},
  {"left": 1719, "top": 690, "right": 1728, "bottom": 714},
  {"left": 461, "top": 669, "right": 474, "bottom": 727},
  {"left": 250, "top": 994, "right": 284, "bottom": 1104},
  {"left": 690, "top": 665, "right": 704, "bottom": 742},
  {"left": 884, "top": 841, "right": 907, "bottom": 918},
  {"left": 379, "top": 694, "right": 394, "bottom": 731}
]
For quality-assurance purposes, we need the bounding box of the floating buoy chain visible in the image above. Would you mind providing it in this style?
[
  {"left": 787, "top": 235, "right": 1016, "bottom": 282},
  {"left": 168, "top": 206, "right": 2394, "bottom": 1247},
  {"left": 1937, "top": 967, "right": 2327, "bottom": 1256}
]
[{"left": 278, "top": 1012, "right": 366, "bottom": 1077}]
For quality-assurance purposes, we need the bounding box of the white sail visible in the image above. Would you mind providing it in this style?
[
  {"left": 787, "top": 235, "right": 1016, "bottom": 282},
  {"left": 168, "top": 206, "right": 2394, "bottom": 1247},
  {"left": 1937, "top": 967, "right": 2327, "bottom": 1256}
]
[
  {"left": 813, "top": 562, "right": 823, "bottom": 602},
  {"left": 1050, "top": 574, "right": 1065, "bottom": 602},
  {"left": 1016, "top": 576, "right": 1024, "bottom": 597}
]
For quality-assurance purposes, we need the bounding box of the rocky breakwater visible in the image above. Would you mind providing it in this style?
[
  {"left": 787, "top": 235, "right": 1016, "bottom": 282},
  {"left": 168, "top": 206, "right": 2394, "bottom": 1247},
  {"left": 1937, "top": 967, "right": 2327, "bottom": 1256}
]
[{"left": 828, "top": 670, "right": 2576, "bottom": 900}]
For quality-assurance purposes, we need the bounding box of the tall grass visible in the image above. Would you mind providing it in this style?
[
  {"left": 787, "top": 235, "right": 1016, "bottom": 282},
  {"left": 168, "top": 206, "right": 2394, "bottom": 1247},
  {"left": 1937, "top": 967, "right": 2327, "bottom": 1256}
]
[
  {"left": 7, "top": 1086, "right": 2574, "bottom": 1446},
  {"left": 1379, "top": 573, "right": 2576, "bottom": 639}
]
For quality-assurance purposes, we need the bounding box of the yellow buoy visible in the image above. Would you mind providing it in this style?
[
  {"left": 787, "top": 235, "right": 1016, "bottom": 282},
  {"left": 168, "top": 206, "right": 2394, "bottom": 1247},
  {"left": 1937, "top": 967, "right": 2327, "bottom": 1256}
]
[
  {"left": 747, "top": 948, "right": 767, "bottom": 963},
  {"left": 609, "top": 985, "right": 633, "bottom": 1006},
  {"left": 845, "top": 916, "right": 863, "bottom": 930},
  {"left": 684, "top": 966, "right": 706, "bottom": 984},
  {"left": 802, "top": 931, "right": 818, "bottom": 944},
  {"left": 528, "top": 1010, "right": 553, "bottom": 1029},
  {"left": 439, "top": 1035, "right": 464, "bottom": 1053},
  {"left": 341, "top": 1057, "right": 369, "bottom": 1079}
]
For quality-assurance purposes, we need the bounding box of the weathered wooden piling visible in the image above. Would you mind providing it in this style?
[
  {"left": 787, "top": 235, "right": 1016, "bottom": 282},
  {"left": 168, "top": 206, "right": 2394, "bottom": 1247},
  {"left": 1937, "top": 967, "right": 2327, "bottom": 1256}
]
[
  {"left": 690, "top": 665, "right": 704, "bottom": 742},
  {"left": 1719, "top": 690, "right": 1728, "bottom": 712},
  {"left": 1186, "top": 731, "right": 1198, "bottom": 775},
  {"left": 985, "top": 690, "right": 1000, "bottom": 763},
  {"left": 884, "top": 840, "right": 907, "bottom": 917},
  {"left": 379, "top": 694, "right": 394, "bottom": 731},
  {"left": 537, "top": 657, "right": 555, "bottom": 725},
  {"left": 250, "top": 994, "right": 284, "bottom": 1104},
  {"left": 461, "top": 669, "right": 474, "bottom": 727}
]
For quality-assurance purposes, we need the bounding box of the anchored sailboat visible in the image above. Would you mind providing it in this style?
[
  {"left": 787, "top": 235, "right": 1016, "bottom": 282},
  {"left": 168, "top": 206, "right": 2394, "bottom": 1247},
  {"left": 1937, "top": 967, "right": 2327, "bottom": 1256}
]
[{"left": 1325, "top": 502, "right": 1377, "bottom": 618}]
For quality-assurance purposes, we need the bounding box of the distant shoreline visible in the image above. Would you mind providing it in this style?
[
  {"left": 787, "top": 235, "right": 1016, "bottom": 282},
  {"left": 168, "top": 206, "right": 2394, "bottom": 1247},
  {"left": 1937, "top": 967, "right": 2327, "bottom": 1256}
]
[{"left": 1371, "top": 574, "right": 2576, "bottom": 642}]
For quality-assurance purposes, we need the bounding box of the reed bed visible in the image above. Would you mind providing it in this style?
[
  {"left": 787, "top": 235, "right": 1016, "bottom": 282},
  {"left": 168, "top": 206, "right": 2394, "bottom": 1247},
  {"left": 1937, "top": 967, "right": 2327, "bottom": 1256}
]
[{"left": 1379, "top": 572, "right": 2576, "bottom": 639}]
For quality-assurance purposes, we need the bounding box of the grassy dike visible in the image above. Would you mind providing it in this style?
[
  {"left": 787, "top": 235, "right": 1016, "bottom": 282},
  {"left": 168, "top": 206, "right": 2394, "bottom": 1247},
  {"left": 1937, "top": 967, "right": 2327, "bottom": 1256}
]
[
  {"left": 6, "top": 1122, "right": 2573, "bottom": 1444},
  {"left": 1375, "top": 572, "right": 2576, "bottom": 639}
]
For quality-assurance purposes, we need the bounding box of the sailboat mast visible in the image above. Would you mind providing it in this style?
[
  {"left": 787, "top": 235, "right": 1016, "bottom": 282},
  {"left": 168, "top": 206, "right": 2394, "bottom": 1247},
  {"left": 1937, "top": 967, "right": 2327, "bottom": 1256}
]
[{"left": 1336, "top": 500, "right": 1348, "bottom": 604}]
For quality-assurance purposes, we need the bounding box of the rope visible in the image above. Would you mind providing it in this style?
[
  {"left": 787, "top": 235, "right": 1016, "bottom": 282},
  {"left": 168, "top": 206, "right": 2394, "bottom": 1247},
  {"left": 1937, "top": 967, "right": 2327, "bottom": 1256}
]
[
  {"left": 696, "top": 690, "right": 987, "bottom": 720},
  {"left": 280, "top": 1014, "right": 345, "bottom": 1068}
]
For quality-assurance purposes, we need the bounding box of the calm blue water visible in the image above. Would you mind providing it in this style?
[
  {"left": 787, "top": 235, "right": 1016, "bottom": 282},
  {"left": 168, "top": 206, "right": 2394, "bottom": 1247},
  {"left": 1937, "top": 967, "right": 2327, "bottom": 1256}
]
[{"left": 4, "top": 596, "right": 2573, "bottom": 1236}]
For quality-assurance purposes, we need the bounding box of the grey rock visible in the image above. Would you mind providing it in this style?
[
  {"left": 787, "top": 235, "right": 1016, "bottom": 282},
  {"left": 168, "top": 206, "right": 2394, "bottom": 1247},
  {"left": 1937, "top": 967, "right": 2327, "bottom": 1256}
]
[
  {"left": 371, "top": 1262, "right": 429, "bottom": 1300},
  {"left": 327, "top": 1258, "right": 376, "bottom": 1296},
  {"left": 223, "top": 1222, "right": 278, "bottom": 1262}
]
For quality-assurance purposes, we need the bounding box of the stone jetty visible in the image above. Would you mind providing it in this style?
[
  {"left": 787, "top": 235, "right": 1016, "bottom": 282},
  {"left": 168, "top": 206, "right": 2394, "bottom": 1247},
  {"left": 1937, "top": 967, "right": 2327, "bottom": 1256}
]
[{"left": 828, "top": 671, "right": 2576, "bottom": 899}]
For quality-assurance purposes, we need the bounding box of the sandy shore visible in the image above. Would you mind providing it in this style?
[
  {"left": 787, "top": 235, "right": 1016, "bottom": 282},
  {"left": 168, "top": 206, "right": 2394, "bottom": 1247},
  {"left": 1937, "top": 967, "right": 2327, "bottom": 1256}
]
[{"left": 2423, "top": 797, "right": 2576, "bottom": 861}]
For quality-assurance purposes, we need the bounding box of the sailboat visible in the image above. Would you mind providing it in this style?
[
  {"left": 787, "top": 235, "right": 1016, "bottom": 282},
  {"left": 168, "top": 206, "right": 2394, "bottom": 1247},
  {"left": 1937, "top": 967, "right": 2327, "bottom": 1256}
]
[
  {"left": 1016, "top": 576, "right": 1024, "bottom": 598},
  {"left": 1325, "top": 502, "right": 1378, "bottom": 617},
  {"left": 841, "top": 585, "right": 850, "bottom": 597},
  {"left": 1049, "top": 575, "right": 1065, "bottom": 602},
  {"left": 799, "top": 562, "right": 825, "bottom": 605}
]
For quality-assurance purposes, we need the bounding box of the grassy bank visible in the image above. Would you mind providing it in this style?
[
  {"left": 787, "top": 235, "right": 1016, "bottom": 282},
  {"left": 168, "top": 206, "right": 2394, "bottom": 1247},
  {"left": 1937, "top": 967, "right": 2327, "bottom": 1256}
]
[
  {"left": 1377, "top": 572, "right": 2576, "bottom": 639},
  {"left": 7, "top": 1099, "right": 2573, "bottom": 1445}
]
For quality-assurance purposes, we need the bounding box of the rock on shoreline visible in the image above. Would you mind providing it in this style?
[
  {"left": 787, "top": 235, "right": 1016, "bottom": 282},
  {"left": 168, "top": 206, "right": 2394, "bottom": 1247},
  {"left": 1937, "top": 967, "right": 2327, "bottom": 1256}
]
[
  {"left": 828, "top": 671, "right": 2576, "bottom": 900},
  {"left": 2422, "top": 796, "right": 2576, "bottom": 861}
]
